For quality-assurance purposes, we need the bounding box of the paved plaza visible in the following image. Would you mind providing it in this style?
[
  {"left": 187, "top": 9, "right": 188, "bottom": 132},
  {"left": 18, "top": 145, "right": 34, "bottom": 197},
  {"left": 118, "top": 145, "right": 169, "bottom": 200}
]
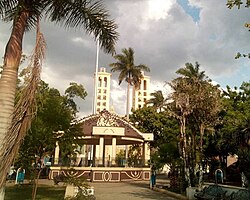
[
  {"left": 6, "top": 178, "right": 181, "bottom": 200},
  {"left": 90, "top": 181, "right": 178, "bottom": 200}
]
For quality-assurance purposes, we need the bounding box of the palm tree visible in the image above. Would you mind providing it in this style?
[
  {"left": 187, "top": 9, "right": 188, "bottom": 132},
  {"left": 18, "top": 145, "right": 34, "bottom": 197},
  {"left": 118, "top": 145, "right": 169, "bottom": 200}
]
[
  {"left": 147, "top": 90, "right": 167, "bottom": 112},
  {"left": 110, "top": 47, "right": 150, "bottom": 120},
  {"left": 0, "top": 1, "right": 118, "bottom": 198},
  {"left": 169, "top": 62, "right": 221, "bottom": 188},
  {"left": 168, "top": 61, "right": 206, "bottom": 188},
  {"left": 176, "top": 62, "right": 206, "bottom": 79}
]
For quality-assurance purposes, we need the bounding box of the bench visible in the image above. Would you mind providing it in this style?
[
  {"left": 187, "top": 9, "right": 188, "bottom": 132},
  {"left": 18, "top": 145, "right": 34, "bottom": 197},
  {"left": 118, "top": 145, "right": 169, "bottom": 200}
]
[
  {"left": 194, "top": 185, "right": 227, "bottom": 200},
  {"left": 229, "top": 189, "right": 250, "bottom": 200}
]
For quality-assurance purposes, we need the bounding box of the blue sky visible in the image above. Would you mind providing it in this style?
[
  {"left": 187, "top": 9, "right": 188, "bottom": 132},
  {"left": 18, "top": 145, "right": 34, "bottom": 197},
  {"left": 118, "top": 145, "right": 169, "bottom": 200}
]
[{"left": 177, "top": 0, "right": 201, "bottom": 22}]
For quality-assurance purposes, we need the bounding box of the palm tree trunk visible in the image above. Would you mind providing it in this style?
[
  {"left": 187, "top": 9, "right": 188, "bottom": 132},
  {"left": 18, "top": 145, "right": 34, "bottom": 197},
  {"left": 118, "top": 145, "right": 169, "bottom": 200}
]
[
  {"left": 125, "top": 82, "right": 130, "bottom": 165},
  {"left": 126, "top": 82, "right": 130, "bottom": 120},
  {"left": 198, "top": 124, "right": 205, "bottom": 189},
  {"left": 181, "top": 116, "right": 191, "bottom": 187},
  {"left": 0, "top": 11, "right": 29, "bottom": 200}
]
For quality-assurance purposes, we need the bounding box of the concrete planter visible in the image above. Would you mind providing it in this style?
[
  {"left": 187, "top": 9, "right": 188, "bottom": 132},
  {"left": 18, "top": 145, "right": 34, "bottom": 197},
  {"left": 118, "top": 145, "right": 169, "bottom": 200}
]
[{"left": 186, "top": 187, "right": 198, "bottom": 200}]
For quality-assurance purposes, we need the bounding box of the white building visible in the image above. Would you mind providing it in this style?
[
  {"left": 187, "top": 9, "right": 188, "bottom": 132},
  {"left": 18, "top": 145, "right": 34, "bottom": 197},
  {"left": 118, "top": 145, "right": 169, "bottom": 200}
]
[
  {"left": 95, "top": 67, "right": 111, "bottom": 113},
  {"left": 132, "top": 72, "right": 151, "bottom": 110}
]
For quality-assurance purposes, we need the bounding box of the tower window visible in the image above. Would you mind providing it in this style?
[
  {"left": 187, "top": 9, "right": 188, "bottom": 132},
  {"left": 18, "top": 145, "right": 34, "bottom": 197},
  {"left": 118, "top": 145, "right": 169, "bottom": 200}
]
[
  {"left": 98, "top": 77, "right": 102, "bottom": 87},
  {"left": 104, "top": 77, "right": 107, "bottom": 87},
  {"left": 143, "top": 80, "right": 147, "bottom": 90}
]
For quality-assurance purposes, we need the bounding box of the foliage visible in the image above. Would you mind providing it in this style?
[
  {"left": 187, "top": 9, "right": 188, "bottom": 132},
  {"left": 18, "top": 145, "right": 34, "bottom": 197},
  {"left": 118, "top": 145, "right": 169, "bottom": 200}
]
[
  {"left": 127, "top": 144, "right": 142, "bottom": 167},
  {"left": 218, "top": 82, "right": 250, "bottom": 182},
  {"left": 110, "top": 47, "right": 150, "bottom": 88},
  {"left": 110, "top": 47, "right": 150, "bottom": 119},
  {"left": 0, "top": 1, "right": 118, "bottom": 196},
  {"left": 146, "top": 90, "right": 167, "bottom": 112},
  {"left": 64, "top": 174, "right": 95, "bottom": 200},
  {"left": 115, "top": 150, "right": 125, "bottom": 167},
  {"left": 227, "top": 0, "right": 250, "bottom": 9},
  {"left": 168, "top": 62, "right": 222, "bottom": 187},
  {"left": 130, "top": 106, "right": 179, "bottom": 148},
  {"left": 65, "top": 82, "right": 88, "bottom": 116},
  {"left": 0, "top": 1, "right": 118, "bottom": 54},
  {"left": 16, "top": 80, "right": 85, "bottom": 175},
  {"left": 130, "top": 106, "right": 180, "bottom": 176}
]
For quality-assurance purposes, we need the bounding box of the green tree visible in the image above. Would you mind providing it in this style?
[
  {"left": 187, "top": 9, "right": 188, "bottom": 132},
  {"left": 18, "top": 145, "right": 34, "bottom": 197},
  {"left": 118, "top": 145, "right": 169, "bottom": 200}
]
[
  {"left": 110, "top": 47, "right": 150, "bottom": 120},
  {"left": 218, "top": 82, "right": 250, "bottom": 185},
  {"left": 0, "top": 1, "right": 118, "bottom": 197},
  {"left": 16, "top": 80, "right": 85, "bottom": 174},
  {"left": 65, "top": 82, "right": 88, "bottom": 116},
  {"left": 14, "top": 80, "right": 85, "bottom": 199},
  {"left": 130, "top": 106, "right": 181, "bottom": 191},
  {"left": 168, "top": 62, "right": 221, "bottom": 188}
]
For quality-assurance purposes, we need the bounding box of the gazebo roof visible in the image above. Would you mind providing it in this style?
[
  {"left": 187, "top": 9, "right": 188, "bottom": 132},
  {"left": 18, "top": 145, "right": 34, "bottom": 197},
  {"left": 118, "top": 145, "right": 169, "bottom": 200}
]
[{"left": 77, "top": 110, "right": 146, "bottom": 144}]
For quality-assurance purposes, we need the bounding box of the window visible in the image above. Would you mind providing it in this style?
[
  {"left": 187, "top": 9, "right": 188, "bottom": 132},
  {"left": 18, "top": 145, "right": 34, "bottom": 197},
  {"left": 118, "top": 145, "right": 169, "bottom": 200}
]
[
  {"left": 98, "top": 77, "right": 102, "bottom": 87},
  {"left": 143, "top": 80, "right": 147, "bottom": 90},
  {"left": 104, "top": 77, "right": 107, "bottom": 87}
]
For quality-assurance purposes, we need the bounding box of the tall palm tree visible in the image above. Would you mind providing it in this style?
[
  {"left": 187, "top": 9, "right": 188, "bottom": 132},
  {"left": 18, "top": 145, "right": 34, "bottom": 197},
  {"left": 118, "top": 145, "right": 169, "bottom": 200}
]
[
  {"left": 175, "top": 62, "right": 207, "bottom": 82},
  {"left": 110, "top": 47, "right": 150, "bottom": 120},
  {"left": 0, "top": 1, "right": 118, "bottom": 198},
  {"left": 169, "top": 62, "right": 220, "bottom": 188},
  {"left": 147, "top": 90, "right": 167, "bottom": 112}
]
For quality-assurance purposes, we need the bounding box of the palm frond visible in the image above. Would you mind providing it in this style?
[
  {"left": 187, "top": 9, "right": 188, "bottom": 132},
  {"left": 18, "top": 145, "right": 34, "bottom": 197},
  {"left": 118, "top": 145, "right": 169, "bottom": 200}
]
[
  {"left": 118, "top": 70, "right": 127, "bottom": 85},
  {"left": 2, "top": 1, "right": 45, "bottom": 30},
  {"left": 0, "top": 0, "right": 18, "bottom": 18},
  {"left": 136, "top": 64, "right": 150, "bottom": 72},
  {"left": 0, "top": 20, "right": 46, "bottom": 188},
  {"left": 45, "top": 0, "right": 118, "bottom": 54}
]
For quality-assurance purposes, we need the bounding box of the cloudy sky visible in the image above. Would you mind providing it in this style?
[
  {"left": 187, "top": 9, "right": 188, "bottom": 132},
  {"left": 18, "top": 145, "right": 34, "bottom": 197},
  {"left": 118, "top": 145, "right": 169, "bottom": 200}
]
[{"left": 0, "top": 0, "right": 250, "bottom": 117}]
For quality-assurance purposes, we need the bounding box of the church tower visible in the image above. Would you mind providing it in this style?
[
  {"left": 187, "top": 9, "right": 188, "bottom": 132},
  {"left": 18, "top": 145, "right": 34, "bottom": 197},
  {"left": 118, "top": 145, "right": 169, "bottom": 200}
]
[
  {"left": 95, "top": 67, "right": 111, "bottom": 113},
  {"left": 132, "top": 72, "right": 151, "bottom": 110}
]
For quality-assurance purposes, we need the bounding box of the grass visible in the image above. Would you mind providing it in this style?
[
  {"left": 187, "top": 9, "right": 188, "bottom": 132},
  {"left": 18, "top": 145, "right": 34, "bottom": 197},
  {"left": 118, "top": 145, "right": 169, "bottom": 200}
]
[{"left": 5, "top": 185, "right": 66, "bottom": 200}]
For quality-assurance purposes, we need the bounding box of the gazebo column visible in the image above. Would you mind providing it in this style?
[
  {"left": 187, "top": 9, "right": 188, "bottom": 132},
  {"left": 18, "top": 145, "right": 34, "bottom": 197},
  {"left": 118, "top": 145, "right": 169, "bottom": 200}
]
[
  {"left": 54, "top": 141, "right": 60, "bottom": 165},
  {"left": 99, "top": 137, "right": 104, "bottom": 166},
  {"left": 93, "top": 145, "right": 96, "bottom": 167},
  {"left": 111, "top": 137, "right": 117, "bottom": 166}
]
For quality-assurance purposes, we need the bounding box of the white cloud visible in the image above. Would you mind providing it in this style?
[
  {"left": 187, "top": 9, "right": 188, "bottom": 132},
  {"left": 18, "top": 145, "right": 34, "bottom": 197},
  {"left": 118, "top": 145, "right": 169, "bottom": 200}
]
[{"left": 147, "top": 0, "right": 175, "bottom": 20}]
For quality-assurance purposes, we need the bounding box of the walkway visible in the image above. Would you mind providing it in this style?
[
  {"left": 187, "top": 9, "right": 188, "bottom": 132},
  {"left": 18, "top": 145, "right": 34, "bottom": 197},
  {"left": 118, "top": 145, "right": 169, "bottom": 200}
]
[{"left": 90, "top": 181, "right": 178, "bottom": 200}]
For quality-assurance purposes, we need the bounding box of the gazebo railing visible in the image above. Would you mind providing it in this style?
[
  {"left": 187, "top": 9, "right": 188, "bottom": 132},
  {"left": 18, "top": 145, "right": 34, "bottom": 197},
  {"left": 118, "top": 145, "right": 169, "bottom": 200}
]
[{"left": 52, "top": 157, "right": 147, "bottom": 168}]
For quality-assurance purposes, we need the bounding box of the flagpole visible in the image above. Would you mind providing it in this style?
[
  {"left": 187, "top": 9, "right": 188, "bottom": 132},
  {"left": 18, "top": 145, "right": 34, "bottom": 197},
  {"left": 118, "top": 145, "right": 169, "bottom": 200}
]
[{"left": 93, "top": 37, "right": 99, "bottom": 114}]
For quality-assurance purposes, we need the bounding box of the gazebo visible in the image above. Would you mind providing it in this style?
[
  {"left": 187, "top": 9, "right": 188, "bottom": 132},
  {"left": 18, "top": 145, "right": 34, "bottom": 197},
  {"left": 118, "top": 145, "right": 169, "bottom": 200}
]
[{"left": 50, "top": 110, "right": 153, "bottom": 182}]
